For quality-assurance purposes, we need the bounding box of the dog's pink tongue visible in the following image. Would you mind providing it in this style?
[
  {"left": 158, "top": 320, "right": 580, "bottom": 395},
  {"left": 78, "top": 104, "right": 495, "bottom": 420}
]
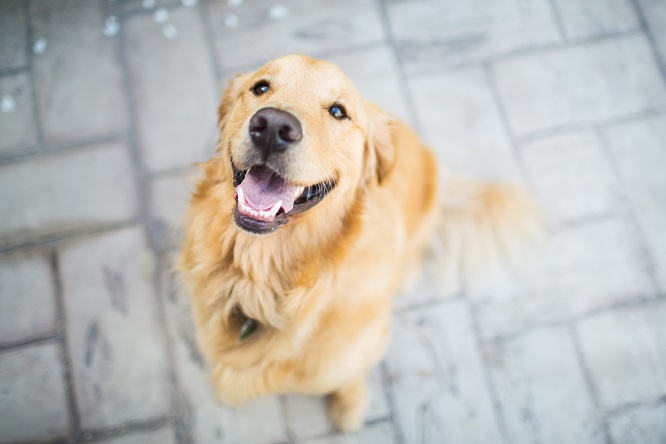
[{"left": 237, "top": 166, "right": 297, "bottom": 213}]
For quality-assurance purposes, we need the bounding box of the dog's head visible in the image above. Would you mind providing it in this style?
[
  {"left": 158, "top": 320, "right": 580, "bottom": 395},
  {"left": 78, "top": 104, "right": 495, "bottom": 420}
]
[{"left": 216, "top": 54, "right": 395, "bottom": 235}]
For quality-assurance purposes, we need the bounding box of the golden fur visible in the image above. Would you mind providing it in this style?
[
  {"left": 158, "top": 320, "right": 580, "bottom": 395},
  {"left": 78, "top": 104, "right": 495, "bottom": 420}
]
[{"left": 178, "top": 54, "right": 541, "bottom": 431}]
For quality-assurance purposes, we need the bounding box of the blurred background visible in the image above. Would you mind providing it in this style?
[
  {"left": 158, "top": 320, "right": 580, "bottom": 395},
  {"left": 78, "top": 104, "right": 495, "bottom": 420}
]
[{"left": 1, "top": 0, "right": 665, "bottom": 443}]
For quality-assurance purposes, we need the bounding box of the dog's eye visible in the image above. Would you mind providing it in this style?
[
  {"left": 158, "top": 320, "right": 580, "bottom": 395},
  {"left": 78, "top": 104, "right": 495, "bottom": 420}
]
[
  {"left": 329, "top": 104, "right": 347, "bottom": 120},
  {"left": 252, "top": 81, "right": 270, "bottom": 96}
]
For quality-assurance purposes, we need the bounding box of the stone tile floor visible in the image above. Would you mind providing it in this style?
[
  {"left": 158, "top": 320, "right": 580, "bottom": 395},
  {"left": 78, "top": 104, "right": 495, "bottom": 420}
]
[{"left": 1, "top": 0, "right": 665, "bottom": 443}]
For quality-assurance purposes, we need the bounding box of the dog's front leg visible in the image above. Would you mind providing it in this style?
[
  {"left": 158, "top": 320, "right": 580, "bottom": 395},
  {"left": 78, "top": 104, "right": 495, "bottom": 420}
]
[
  {"left": 211, "top": 364, "right": 271, "bottom": 406},
  {"left": 327, "top": 371, "right": 370, "bottom": 432}
]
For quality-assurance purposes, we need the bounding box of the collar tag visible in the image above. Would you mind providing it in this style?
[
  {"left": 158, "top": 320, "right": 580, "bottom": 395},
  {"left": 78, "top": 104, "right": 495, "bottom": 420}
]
[{"left": 239, "top": 318, "right": 258, "bottom": 341}]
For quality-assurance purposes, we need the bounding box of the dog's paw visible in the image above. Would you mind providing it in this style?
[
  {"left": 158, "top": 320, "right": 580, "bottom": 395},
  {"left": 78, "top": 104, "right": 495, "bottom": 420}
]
[{"left": 328, "top": 381, "right": 368, "bottom": 433}]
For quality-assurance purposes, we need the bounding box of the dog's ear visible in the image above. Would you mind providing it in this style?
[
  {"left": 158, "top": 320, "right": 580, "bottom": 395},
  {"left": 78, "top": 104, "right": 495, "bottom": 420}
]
[
  {"left": 365, "top": 103, "right": 396, "bottom": 185},
  {"left": 218, "top": 72, "right": 251, "bottom": 125}
]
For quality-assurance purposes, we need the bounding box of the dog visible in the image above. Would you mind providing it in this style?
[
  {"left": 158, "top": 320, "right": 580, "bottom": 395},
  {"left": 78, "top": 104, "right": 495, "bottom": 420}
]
[{"left": 178, "top": 54, "right": 541, "bottom": 431}]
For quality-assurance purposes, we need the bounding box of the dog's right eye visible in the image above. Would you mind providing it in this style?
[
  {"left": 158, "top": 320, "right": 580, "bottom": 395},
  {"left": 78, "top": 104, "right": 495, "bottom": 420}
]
[{"left": 252, "top": 81, "right": 270, "bottom": 96}]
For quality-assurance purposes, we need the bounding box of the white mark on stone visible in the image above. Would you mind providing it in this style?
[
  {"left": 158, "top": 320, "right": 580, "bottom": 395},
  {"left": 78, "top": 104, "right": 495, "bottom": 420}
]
[
  {"left": 153, "top": 7, "right": 169, "bottom": 23},
  {"left": 227, "top": 0, "right": 243, "bottom": 7},
  {"left": 182, "top": 0, "right": 198, "bottom": 7},
  {"left": 142, "top": 0, "right": 155, "bottom": 9},
  {"left": 138, "top": 249, "right": 157, "bottom": 279},
  {"left": 102, "top": 15, "right": 120, "bottom": 37},
  {"left": 1, "top": 95, "right": 15, "bottom": 113},
  {"left": 268, "top": 4, "right": 288, "bottom": 20},
  {"left": 224, "top": 13, "right": 239, "bottom": 28},
  {"left": 32, "top": 37, "right": 47, "bottom": 55},
  {"left": 162, "top": 23, "right": 179, "bottom": 40}
]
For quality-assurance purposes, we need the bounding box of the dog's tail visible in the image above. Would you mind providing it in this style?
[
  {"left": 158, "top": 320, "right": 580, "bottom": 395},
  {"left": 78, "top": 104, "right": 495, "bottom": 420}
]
[{"left": 427, "top": 172, "right": 543, "bottom": 292}]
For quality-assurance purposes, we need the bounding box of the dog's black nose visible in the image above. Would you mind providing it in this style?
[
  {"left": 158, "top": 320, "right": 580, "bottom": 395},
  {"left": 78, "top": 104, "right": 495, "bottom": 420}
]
[{"left": 249, "top": 107, "right": 302, "bottom": 154}]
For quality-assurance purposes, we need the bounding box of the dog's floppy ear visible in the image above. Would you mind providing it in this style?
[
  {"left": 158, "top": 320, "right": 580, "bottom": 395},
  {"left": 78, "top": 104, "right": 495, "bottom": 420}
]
[
  {"left": 218, "top": 72, "right": 251, "bottom": 125},
  {"left": 365, "top": 103, "right": 396, "bottom": 185}
]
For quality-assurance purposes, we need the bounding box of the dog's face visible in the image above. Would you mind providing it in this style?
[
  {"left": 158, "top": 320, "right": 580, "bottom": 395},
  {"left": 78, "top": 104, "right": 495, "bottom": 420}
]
[{"left": 217, "top": 55, "right": 393, "bottom": 235}]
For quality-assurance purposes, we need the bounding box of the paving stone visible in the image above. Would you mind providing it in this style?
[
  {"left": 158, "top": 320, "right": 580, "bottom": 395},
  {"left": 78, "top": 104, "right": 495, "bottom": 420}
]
[
  {"left": 0, "top": 0, "right": 27, "bottom": 70},
  {"left": 607, "top": 402, "right": 666, "bottom": 444},
  {"left": 0, "top": 73, "right": 37, "bottom": 155},
  {"left": 386, "top": 0, "right": 561, "bottom": 72},
  {"left": 0, "top": 141, "right": 137, "bottom": 246},
  {"left": 300, "top": 421, "right": 396, "bottom": 444},
  {"left": 124, "top": 8, "right": 218, "bottom": 173},
  {"left": 488, "top": 326, "right": 605, "bottom": 444},
  {"left": 603, "top": 113, "right": 666, "bottom": 292},
  {"left": 475, "top": 217, "right": 656, "bottom": 338},
  {"left": 493, "top": 34, "right": 666, "bottom": 137},
  {"left": 638, "top": 0, "right": 666, "bottom": 65},
  {"left": 0, "top": 251, "right": 56, "bottom": 343},
  {"left": 520, "top": 130, "right": 622, "bottom": 226},
  {"left": 30, "top": 0, "right": 127, "bottom": 144},
  {"left": 59, "top": 227, "right": 170, "bottom": 429},
  {"left": 0, "top": 343, "right": 69, "bottom": 442},
  {"left": 552, "top": 0, "right": 639, "bottom": 40},
  {"left": 324, "top": 46, "right": 413, "bottom": 125},
  {"left": 408, "top": 67, "right": 522, "bottom": 182},
  {"left": 576, "top": 303, "right": 666, "bottom": 410},
  {"left": 150, "top": 168, "right": 200, "bottom": 229},
  {"left": 384, "top": 301, "right": 502, "bottom": 444},
  {"left": 206, "top": 0, "right": 385, "bottom": 72},
  {"left": 283, "top": 367, "right": 388, "bottom": 441},
  {"left": 393, "top": 272, "right": 459, "bottom": 311},
  {"left": 160, "top": 267, "right": 287, "bottom": 444},
  {"left": 98, "top": 427, "right": 177, "bottom": 444}
]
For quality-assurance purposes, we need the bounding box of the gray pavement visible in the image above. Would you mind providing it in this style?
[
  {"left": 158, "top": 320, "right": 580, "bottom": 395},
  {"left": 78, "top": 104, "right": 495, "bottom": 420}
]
[{"left": 1, "top": 0, "right": 665, "bottom": 443}]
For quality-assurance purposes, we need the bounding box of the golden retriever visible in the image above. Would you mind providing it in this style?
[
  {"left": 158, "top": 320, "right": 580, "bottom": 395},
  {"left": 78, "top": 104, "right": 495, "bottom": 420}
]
[{"left": 178, "top": 54, "right": 540, "bottom": 431}]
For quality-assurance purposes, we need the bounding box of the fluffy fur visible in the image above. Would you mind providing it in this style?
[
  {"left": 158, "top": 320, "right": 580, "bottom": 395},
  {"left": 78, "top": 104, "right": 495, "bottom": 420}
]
[{"left": 178, "top": 55, "right": 541, "bottom": 431}]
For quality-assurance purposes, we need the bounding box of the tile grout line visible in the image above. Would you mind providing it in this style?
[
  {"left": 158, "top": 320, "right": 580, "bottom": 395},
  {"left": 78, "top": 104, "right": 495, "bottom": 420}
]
[
  {"left": 49, "top": 247, "right": 82, "bottom": 437},
  {"left": 373, "top": 0, "right": 422, "bottom": 133},
  {"left": 0, "top": 131, "right": 128, "bottom": 166},
  {"left": 476, "top": 295, "right": 663, "bottom": 344},
  {"left": 0, "top": 220, "right": 140, "bottom": 255},
  {"left": 198, "top": 0, "right": 224, "bottom": 87},
  {"left": 567, "top": 324, "right": 613, "bottom": 444},
  {"left": 482, "top": 63, "right": 534, "bottom": 189},
  {"left": 467, "top": 299, "right": 511, "bottom": 444},
  {"left": 115, "top": 9, "right": 193, "bottom": 444},
  {"left": 0, "top": 332, "right": 56, "bottom": 352},
  {"left": 22, "top": 0, "right": 45, "bottom": 152},
  {"left": 277, "top": 395, "right": 296, "bottom": 444},
  {"left": 515, "top": 106, "right": 666, "bottom": 144},
  {"left": 604, "top": 394, "right": 666, "bottom": 419},
  {"left": 405, "top": 28, "right": 644, "bottom": 79},
  {"left": 630, "top": 0, "right": 666, "bottom": 89},
  {"left": 48, "top": 415, "right": 172, "bottom": 444},
  {"left": 545, "top": 0, "right": 568, "bottom": 43},
  {"left": 594, "top": 127, "right": 663, "bottom": 295},
  {"left": 393, "top": 294, "right": 464, "bottom": 314},
  {"left": 378, "top": 361, "right": 404, "bottom": 444},
  {"left": 216, "top": 40, "right": 391, "bottom": 80}
]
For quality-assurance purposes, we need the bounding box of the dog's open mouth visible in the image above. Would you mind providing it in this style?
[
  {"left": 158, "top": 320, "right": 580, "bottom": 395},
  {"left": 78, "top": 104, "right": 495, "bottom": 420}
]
[{"left": 232, "top": 163, "right": 336, "bottom": 234}]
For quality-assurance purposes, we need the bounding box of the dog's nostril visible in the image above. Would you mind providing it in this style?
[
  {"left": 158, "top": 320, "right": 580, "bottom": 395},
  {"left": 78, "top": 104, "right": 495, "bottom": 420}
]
[
  {"left": 279, "top": 124, "right": 301, "bottom": 143},
  {"left": 249, "top": 115, "right": 268, "bottom": 133}
]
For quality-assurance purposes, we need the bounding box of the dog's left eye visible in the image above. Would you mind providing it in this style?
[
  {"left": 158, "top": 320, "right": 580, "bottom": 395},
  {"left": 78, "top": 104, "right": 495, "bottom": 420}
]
[{"left": 329, "top": 104, "right": 347, "bottom": 120}]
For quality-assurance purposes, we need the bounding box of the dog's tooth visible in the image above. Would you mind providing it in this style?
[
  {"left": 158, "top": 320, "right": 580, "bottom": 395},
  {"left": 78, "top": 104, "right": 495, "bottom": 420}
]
[
  {"left": 294, "top": 186, "right": 304, "bottom": 198},
  {"left": 269, "top": 200, "right": 282, "bottom": 217},
  {"left": 237, "top": 186, "right": 246, "bottom": 206}
]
